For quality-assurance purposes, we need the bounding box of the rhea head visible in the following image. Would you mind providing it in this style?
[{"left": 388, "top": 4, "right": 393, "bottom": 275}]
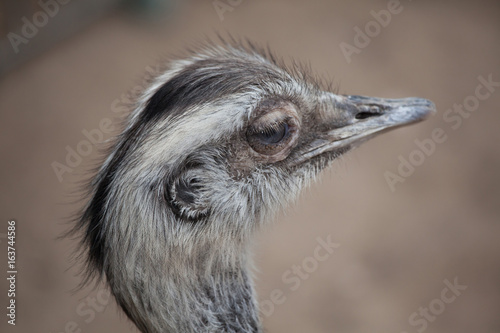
[{"left": 77, "top": 41, "right": 435, "bottom": 333}]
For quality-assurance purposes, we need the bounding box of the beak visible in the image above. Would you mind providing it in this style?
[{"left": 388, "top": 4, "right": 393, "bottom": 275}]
[{"left": 297, "top": 94, "right": 436, "bottom": 163}]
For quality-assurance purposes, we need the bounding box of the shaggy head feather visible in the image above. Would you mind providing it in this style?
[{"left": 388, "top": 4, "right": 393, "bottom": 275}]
[{"left": 73, "top": 39, "right": 435, "bottom": 333}]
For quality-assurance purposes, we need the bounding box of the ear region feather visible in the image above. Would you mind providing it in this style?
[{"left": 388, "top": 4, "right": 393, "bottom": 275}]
[{"left": 166, "top": 166, "right": 211, "bottom": 221}]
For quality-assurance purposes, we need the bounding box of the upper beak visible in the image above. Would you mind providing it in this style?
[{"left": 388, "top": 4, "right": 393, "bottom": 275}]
[{"left": 297, "top": 94, "right": 436, "bottom": 162}]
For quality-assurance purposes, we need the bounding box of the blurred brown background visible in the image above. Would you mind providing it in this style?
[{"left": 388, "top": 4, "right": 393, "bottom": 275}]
[{"left": 1, "top": 0, "right": 499, "bottom": 332}]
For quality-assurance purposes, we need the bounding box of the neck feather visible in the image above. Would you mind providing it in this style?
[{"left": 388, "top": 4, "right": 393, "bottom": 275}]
[{"left": 108, "top": 237, "right": 262, "bottom": 333}]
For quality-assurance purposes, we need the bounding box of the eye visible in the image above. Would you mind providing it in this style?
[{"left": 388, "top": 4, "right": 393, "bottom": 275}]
[
  {"left": 246, "top": 101, "right": 300, "bottom": 158},
  {"left": 247, "top": 116, "right": 297, "bottom": 156},
  {"left": 254, "top": 122, "right": 289, "bottom": 145}
]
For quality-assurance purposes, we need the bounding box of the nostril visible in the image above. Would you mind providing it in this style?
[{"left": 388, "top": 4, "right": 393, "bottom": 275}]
[
  {"left": 355, "top": 112, "right": 377, "bottom": 120},
  {"left": 355, "top": 104, "right": 385, "bottom": 120}
]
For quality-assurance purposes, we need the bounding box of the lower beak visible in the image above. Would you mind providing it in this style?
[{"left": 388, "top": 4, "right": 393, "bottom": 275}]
[{"left": 298, "top": 95, "right": 436, "bottom": 162}]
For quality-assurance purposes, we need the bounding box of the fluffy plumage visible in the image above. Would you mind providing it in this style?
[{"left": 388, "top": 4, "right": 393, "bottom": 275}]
[{"left": 73, "top": 39, "right": 434, "bottom": 333}]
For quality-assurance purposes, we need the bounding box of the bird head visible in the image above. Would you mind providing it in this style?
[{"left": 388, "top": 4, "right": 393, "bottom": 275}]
[
  {"left": 111, "top": 44, "right": 434, "bottom": 228},
  {"left": 81, "top": 41, "right": 436, "bottom": 274},
  {"left": 76, "top": 40, "right": 435, "bottom": 332}
]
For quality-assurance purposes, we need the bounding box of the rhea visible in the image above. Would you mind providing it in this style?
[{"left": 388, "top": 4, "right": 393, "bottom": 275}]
[{"left": 75, "top": 41, "right": 435, "bottom": 332}]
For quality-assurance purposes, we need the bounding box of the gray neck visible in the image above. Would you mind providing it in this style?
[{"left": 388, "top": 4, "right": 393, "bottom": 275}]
[
  {"left": 186, "top": 269, "right": 262, "bottom": 333},
  {"left": 110, "top": 245, "right": 263, "bottom": 333}
]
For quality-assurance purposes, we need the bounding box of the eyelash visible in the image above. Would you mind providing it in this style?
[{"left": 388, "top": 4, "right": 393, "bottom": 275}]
[
  {"left": 246, "top": 116, "right": 295, "bottom": 156},
  {"left": 250, "top": 116, "right": 292, "bottom": 135}
]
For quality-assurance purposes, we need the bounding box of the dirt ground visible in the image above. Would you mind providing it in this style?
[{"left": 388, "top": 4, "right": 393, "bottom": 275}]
[{"left": 1, "top": 0, "right": 499, "bottom": 332}]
